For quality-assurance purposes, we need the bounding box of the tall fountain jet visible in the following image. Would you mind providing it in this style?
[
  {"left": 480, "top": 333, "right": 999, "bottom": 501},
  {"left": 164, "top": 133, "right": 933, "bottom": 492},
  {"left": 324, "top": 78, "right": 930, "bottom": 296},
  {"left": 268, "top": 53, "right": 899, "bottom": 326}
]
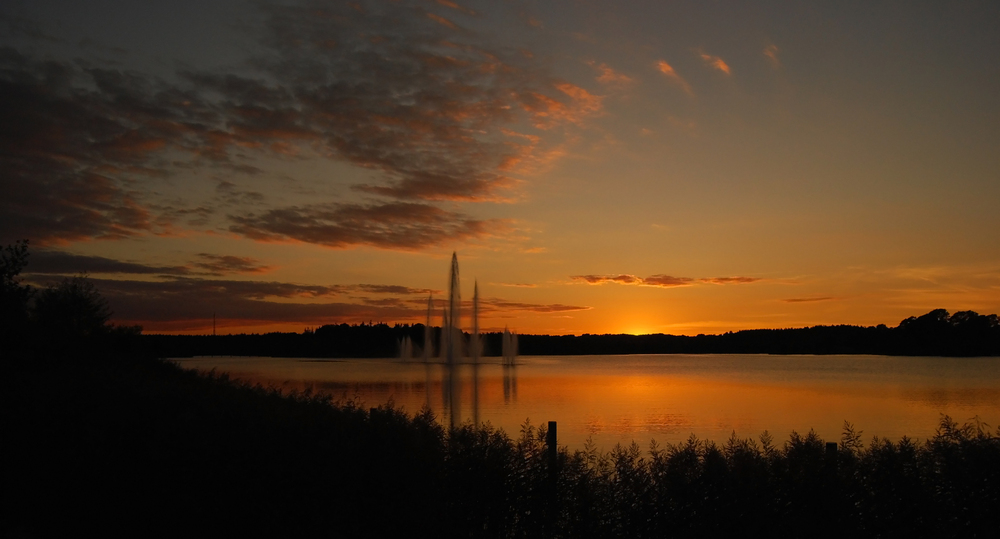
[
  {"left": 502, "top": 326, "right": 518, "bottom": 366},
  {"left": 443, "top": 252, "right": 462, "bottom": 364},
  {"left": 448, "top": 252, "right": 462, "bottom": 364},
  {"left": 472, "top": 281, "right": 480, "bottom": 363},
  {"left": 399, "top": 336, "right": 412, "bottom": 361},
  {"left": 422, "top": 294, "right": 434, "bottom": 362},
  {"left": 471, "top": 280, "right": 481, "bottom": 424}
]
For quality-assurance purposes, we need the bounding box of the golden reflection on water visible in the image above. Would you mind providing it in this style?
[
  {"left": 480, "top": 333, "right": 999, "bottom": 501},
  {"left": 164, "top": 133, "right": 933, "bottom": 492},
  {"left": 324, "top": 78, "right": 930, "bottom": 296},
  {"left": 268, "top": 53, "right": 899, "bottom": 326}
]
[{"left": 174, "top": 354, "right": 1000, "bottom": 451}]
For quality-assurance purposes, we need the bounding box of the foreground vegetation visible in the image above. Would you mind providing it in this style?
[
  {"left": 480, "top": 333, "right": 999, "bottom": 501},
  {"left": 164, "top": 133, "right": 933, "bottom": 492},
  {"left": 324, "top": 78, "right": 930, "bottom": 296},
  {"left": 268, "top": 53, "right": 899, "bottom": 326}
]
[{"left": 4, "top": 349, "right": 998, "bottom": 538}]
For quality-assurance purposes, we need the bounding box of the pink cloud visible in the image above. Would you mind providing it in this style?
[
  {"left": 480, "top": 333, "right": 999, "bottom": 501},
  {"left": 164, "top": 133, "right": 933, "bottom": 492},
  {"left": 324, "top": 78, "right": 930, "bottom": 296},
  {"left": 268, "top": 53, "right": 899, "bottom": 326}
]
[
  {"left": 656, "top": 60, "right": 693, "bottom": 95},
  {"left": 764, "top": 44, "right": 780, "bottom": 68},
  {"left": 698, "top": 51, "right": 731, "bottom": 74},
  {"left": 588, "top": 61, "right": 633, "bottom": 85}
]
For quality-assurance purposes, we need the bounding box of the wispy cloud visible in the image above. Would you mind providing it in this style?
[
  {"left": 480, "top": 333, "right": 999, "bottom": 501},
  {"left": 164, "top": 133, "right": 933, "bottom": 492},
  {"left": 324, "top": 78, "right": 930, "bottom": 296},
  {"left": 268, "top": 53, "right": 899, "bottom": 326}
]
[
  {"left": 571, "top": 274, "right": 762, "bottom": 288},
  {"left": 701, "top": 276, "right": 759, "bottom": 285},
  {"left": 698, "top": 51, "right": 730, "bottom": 74},
  {"left": 644, "top": 275, "right": 696, "bottom": 287},
  {"left": 353, "top": 284, "right": 439, "bottom": 295},
  {"left": 26, "top": 251, "right": 191, "bottom": 276},
  {"left": 435, "top": 0, "right": 476, "bottom": 16},
  {"left": 478, "top": 297, "right": 590, "bottom": 313},
  {"left": 782, "top": 296, "right": 836, "bottom": 303},
  {"left": 426, "top": 12, "right": 458, "bottom": 29},
  {"left": 764, "top": 44, "right": 780, "bottom": 68},
  {"left": 587, "top": 61, "right": 633, "bottom": 85},
  {"left": 25, "top": 250, "right": 272, "bottom": 277},
  {"left": 656, "top": 60, "right": 693, "bottom": 95},
  {"left": 519, "top": 83, "right": 604, "bottom": 129},
  {"left": 193, "top": 254, "right": 273, "bottom": 275},
  {"left": 574, "top": 274, "right": 642, "bottom": 285}
]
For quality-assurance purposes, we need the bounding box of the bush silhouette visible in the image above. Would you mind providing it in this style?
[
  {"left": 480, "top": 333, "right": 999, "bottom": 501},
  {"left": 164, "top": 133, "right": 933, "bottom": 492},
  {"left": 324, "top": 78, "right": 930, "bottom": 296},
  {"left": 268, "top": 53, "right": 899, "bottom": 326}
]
[
  {"left": 1, "top": 240, "right": 33, "bottom": 344},
  {"left": 33, "top": 274, "right": 112, "bottom": 339}
]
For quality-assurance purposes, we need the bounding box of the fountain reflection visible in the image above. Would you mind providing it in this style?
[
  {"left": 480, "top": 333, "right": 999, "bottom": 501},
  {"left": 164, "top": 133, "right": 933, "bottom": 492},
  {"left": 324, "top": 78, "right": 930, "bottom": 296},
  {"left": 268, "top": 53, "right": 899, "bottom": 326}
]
[
  {"left": 503, "top": 364, "right": 518, "bottom": 405},
  {"left": 438, "top": 360, "right": 517, "bottom": 428}
]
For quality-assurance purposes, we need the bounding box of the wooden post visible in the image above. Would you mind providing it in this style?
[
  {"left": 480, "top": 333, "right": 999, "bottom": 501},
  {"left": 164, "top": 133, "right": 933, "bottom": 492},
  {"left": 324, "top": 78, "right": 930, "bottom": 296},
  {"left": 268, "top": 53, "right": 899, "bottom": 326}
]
[{"left": 546, "top": 421, "right": 558, "bottom": 533}]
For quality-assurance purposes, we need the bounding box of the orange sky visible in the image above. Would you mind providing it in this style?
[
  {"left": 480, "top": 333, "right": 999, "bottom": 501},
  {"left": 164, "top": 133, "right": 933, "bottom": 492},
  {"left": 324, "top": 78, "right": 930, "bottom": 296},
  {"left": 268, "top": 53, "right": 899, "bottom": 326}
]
[{"left": 2, "top": 0, "right": 999, "bottom": 335}]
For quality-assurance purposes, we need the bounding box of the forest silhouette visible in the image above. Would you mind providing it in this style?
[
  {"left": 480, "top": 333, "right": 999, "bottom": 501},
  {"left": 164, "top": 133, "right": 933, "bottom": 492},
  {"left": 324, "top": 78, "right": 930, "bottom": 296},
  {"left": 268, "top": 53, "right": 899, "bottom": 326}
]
[
  {"left": 144, "top": 308, "right": 1000, "bottom": 359},
  {"left": 3, "top": 239, "right": 1000, "bottom": 537}
]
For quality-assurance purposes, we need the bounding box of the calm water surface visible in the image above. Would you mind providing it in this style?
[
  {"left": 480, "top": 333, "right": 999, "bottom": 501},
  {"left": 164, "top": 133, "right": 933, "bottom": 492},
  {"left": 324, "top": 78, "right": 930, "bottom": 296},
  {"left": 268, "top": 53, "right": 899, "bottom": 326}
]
[{"left": 173, "top": 354, "right": 1000, "bottom": 451}]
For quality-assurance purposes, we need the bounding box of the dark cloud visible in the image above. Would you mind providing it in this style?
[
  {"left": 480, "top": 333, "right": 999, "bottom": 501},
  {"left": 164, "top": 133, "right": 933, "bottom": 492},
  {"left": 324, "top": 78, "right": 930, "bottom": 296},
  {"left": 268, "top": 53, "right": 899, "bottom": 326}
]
[
  {"left": 354, "top": 284, "right": 439, "bottom": 295},
  {"left": 229, "top": 201, "right": 509, "bottom": 249},
  {"left": 359, "top": 297, "right": 410, "bottom": 308},
  {"left": 84, "top": 277, "right": 401, "bottom": 330},
  {"left": 24, "top": 250, "right": 274, "bottom": 277},
  {"left": 215, "top": 181, "right": 266, "bottom": 206},
  {"left": 2, "top": 1, "right": 594, "bottom": 249},
  {"left": 1, "top": 12, "right": 62, "bottom": 43},
  {"left": 193, "top": 254, "right": 272, "bottom": 275},
  {"left": 26, "top": 251, "right": 190, "bottom": 275},
  {"left": 572, "top": 274, "right": 761, "bottom": 288},
  {"left": 698, "top": 277, "right": 762, "bottom": 285},
  {"left": 57, "top": 275, "right": 580, "bottom": 331},
  {"left": 641, "top": 275, "right": 695, "bottom": 287},
  {"left": 478, "top": 298, "right": 590, "bottom": 313},
  {"left": 572, "top": 274, "right": 642, "bottom": 285},
  {"left": 403, "top": 295, "right": 589, "bottom": 314},
  {"left": 92, "top": 276, "right": 345, "bottom": 303},
  {"left": 0, "top": 48, "right": 222, "bottom": 245},
  {"left": 198, "top": 0, "right": 599, "bottom": 202}
]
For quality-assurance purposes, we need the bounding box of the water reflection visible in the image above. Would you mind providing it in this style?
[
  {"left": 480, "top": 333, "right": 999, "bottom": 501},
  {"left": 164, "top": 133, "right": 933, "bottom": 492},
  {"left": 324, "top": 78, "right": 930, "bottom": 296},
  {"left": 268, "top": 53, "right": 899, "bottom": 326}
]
[
  {"left": 503, "top": 364, "right": 518, "bottom": 405},
  {"left": 437, "top": 360, "right": 515, "bottom": 428},
  {"left": 174, "top": 354, "right": 1000, "bottom": 451},
  {"left": 436, "top": 360, "right": 521, "bottom": 427},
  {"left": 443, "top": 362, "right": 460, "bottom": 428}
]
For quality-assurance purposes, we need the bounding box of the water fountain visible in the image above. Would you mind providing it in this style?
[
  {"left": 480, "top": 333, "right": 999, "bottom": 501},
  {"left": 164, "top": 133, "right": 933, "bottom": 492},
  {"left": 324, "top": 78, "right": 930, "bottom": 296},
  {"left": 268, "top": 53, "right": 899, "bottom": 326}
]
[
  {"left": 471, "top": 282, "right": 480, "bottom": 363},
  {"left": 429, "top": 252, "right": 517, "bottom": 426},
  {"left": 502, "top": 326, "right": 518, "bottom": 366},
  {"left": 422, "top": 295, "right": 434, "bottom": 361},
  {"left": 398, "top": 335, "right": 413, "bottom": 361}
]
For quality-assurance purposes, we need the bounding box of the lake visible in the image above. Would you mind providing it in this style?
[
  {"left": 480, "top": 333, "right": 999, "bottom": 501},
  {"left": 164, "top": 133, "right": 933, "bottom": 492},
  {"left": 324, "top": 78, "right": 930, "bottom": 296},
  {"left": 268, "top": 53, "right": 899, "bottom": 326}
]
[{"left": 172, "top": 354, "right": 1000, "bottom": 451}]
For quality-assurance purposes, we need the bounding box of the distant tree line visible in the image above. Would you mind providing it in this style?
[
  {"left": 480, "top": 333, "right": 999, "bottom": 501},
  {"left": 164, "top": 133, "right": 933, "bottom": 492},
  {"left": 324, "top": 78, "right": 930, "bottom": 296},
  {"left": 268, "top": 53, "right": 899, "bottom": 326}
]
[
  {"left": 517, "top": 309, "right": 1000, "bottom": 357},
  {"left": 146, "top": 309, "right": 1000, "bottom": 359},
  {"left": 144, "top": 323, "right": 524, "bottom": 359}
]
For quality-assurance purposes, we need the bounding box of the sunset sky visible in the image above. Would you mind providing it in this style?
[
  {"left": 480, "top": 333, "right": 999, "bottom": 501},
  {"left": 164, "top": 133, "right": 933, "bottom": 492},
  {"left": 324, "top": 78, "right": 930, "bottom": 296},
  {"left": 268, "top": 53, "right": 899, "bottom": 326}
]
[{"left": 2, "top": 0, "right": 998, "bottom": 335}]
